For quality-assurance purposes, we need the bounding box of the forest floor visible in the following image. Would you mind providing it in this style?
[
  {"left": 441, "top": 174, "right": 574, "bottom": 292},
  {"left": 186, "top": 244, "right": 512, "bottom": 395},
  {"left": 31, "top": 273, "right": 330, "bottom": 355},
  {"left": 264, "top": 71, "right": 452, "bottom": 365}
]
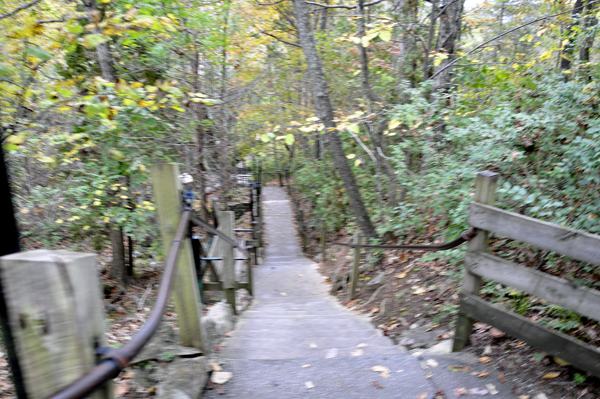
[{"left": 314, "top": 235, "right": 600, "bottom": 399}]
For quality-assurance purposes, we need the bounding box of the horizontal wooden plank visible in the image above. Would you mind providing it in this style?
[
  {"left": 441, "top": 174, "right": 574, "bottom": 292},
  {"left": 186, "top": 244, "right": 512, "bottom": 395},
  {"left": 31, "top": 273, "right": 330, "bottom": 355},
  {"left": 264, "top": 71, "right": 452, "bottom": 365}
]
[
  {"left": 458, "top": 293, "right": 600, "bottom": 378},
  {"left": 466, "top": 252, "right": 600, "bottom": 322},
  {"left": 469, "top": 202, "right": 600, "bottom": 265},
  {"left": 203, "top": 282, "right": 249, "bottom": 291}
]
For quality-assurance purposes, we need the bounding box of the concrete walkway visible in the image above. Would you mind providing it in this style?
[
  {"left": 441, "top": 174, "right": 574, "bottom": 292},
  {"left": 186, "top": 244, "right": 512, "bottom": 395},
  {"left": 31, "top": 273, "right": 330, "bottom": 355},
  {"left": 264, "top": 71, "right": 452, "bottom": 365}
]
[{"left": 205, "top": 187, "right": 516, "bottom": 398}]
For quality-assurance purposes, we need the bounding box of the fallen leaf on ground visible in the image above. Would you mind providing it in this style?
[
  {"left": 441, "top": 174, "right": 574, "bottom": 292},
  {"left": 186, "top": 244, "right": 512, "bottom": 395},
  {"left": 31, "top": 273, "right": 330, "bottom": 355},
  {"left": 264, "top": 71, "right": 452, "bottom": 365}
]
[
  {"left": 471, "top": 387, "right": 490, "bottom": 396},
  {"left": 396, "top": 369, "right": 404, "bottom": 373},
  {"left": 448, "top": 365, "right": 471, "bottom": 372},
  {"left": 371, "top": 365, "right": 391, "bottom": 378},
  {"left": 350, "top": 349, "right": 364, "bottom": 356},
  {"left": 426, "top": 324, "right": 440, "bottom": 332},
  {"left": 115, "top": 382, "right": 129, "bottom": 397},
  {"left": 541, "top": 371, "right": 560, "bottom": 379},
  {"left": 498, "top": 372, "right": 507, "bottom": 382},
  {"left": 486, "top": 383, "right": 499, "bottom": 395},
  {"left": 478, "top": 370, "right": 490, "bottom": 378},
  {"left": 534, "top": 394, "right": 548, "bottom": 399},
  {"left": 309, "top": 343, "right": 318, "bottom": 348},
  {"left": 301, "top": 364, "right": 311, "bottom": 368},
  {"left": 370, "top": 307, "right": 379, "bottom": 314},
  {"left": 357, "top": 343, "right": 368, "bottom": 348},
  {"left": 325, "top": 348, "right": 339, "bottom": 359},
  {"left": 416, "top": 393, "right": 427, "bottom": 399},
  {"left": 211, "top": 371, "right": 233, "bottom": 385},
  {"left": 454, "top": 387, "right": 470, "bottom": 397},
  {"left": 552, "top": 357, "right": 570, "bottom": 366},
  {"left": 347, "top": 300, "right": 357, "bottom": 307},
  {"left": 489, "top": 328, "right": 506, "bottom": 338},
  {"left": 479, "top": 356, "right": 492, "bottom": 363},
  {"left": 371, "top": 381, "right": 384, "bottom": 389},
  {"left": 280, "top": 292, "right": 287, "bottom": 296},
  {"left": 425, "top": 359, "right": 439, "bottom": 368},
  {"left": 305, "top": 381, "right": 315, "bottom": 389},
  {"left": 413, "top": 287, "right": 426, "bottom": 295},
  {"left": 396, "top": 272, "right": 407, "bottom": 279},
  {"left": 210, "top": 362, "right": 222, "bottom": 372},
  {"left": 517, "top": 396, "right": 530, "bottom": 399}
]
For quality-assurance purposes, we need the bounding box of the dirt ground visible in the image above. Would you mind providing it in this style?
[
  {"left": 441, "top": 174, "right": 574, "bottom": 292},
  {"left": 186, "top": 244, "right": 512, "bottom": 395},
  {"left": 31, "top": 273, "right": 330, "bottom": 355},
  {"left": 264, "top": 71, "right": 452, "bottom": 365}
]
[{"left": 314, "top": 240, "right": 600, "bottom": 399}]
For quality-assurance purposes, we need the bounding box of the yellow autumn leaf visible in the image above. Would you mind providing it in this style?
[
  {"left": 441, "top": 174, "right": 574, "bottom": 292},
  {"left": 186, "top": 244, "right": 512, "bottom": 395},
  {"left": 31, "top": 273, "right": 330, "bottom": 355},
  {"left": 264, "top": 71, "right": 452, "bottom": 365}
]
[
  {"left": 123, "top": 98, "right": 136, "bottom": 106},
  {"left": 39, "top": 156, "right": 54, "bottom": 163},
  {"left": 93, "top": 200, "right": 101, "bottom": 206},
  {"left": 388, "top": 119, "right": 401, "bottom": 130},
  {"left": 139, "top": 165, "right": 147, "bottom": 171},
  {"left": 5, "top": 135, "right": 25, "bottom": 145},
  {"left": 379, "top": 30, "right": 391, "bottom": 42},
  {"left": 346, "top": 154, "right": 356, "bottom": 159},
  {"left": 130, "top": 82, "right": 144, "bottom": 88},
  {"left": 361, "top": 36, "right": 370, "bottom": 48},
  {"left": 539, "top": 49, "right": 553, "bottom": 61},
  {"left": 146, "top": 85, "right": 158, "bottom": 92},
  {"left": 138, "top": 100, "right": 156, "bottom": 107},
  {"left": 55, "top": 219, "right": 64, "bottom": 224},
  {"left": 542, "top": 372, "right": 561, "bottom": 379},
  {"left": 354, "top": 159, "right": 362, "bottom": 167},
  {"left": 83, "top": 226, "right": 90, "bottom": 230}
]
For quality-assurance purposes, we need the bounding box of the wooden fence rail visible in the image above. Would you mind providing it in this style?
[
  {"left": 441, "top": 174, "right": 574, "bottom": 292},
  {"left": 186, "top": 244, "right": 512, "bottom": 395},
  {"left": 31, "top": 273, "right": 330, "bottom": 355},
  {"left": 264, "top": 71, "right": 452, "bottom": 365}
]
[
  {"left": 453, "top": 171, "right": 600, "bottom": 378},
  {"left": 0, "top": 162, "right": 260, "bottom": 399}
]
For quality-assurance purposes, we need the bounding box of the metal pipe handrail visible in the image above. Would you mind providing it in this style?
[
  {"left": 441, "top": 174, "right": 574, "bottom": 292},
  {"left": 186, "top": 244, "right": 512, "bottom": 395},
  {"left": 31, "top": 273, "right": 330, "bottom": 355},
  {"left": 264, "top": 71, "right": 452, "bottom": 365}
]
[
  {"left": 330, "top": 228, "right": 478, "bottom": 251},
  {"left": 46, "top": 210, "right": 192, "bottom": 399}
]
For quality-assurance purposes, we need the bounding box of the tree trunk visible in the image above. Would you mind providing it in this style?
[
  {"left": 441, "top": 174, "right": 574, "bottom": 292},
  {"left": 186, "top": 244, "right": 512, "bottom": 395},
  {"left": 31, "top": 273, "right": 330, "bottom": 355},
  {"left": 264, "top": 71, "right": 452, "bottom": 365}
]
[
  {"left": 293, "top": 0, "right": 377, "bottom": 238},
  {"left": 110, "top": 224, "right": 127, "bottom": 285},
  {"left": 357, "top": 0, "right": 383, "bottom": 103},
  {"left": 84, "top": 0, "right": 116, "bottom": 82},
  {"left": 433, "top": 0, "right": 465, "bottom": 92},
  {"left": 394, "top": 0, "right": 418, "bottom": 97},
  {"left": 561, "top": 0, "right": 584, "bottom": 70},
  {"left": 580, "top": 0, "right": 597, "bottom": 63}
]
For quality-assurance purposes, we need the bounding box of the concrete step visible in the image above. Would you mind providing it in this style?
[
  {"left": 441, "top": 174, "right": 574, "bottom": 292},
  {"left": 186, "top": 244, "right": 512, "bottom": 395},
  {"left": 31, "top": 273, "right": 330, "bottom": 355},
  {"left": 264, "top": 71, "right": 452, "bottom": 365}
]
[
  {"left": 202, "top": 354, "right": 432, "bottom": 398},
  {"left": 235, "top": 315, "right": 376, "bottom": 333},
  {"left": 228, "top": 328, "right": 384, "bottom": 340},
  {"left": 224, "top": 335, "right": 395, "bottom": 349},
  {"left": 221, "top": 342, "right": 401, "bottom": 360}
]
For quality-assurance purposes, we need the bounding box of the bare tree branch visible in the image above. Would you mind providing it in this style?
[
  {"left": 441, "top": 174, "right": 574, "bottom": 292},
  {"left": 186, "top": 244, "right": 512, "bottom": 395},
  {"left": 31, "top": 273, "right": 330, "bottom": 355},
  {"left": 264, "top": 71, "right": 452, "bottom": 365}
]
[
  {"left": 305, "top": 0, "right": 384, "bottom": 10},
  {"left": 430, "top": 2, "right": 600, "bottom": 80},
  {"left": 256, "top": 0, "right": 286, "bottom": 5},
  {"left": 0, "top": 0, "right": 43, "bottom": 20},
  {"left": 261, "top": 30, "right": 302, "bottom": 47}
]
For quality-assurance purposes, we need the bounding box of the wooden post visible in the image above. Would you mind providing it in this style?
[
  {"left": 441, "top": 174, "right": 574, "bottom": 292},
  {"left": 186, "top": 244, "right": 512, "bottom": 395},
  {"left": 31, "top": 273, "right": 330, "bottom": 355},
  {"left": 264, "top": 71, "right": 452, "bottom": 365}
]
[
  {"left": 278, "top": 170, "right": 283, "bottom": 187},
  {"left": 151, "top": 163, "right": 204, "bottom": 350},
  {"left": 211, "top": 197, "right": 220, "bottom": 228},
  {"left": 348, "top": 234, "right": 363, "bottom": 301},
  {"left": 320, "top": 218, "right": 326, "bottom": 261},
  {"left": 217, "top": 211, "right": 237, "bottom": 314},
  {"left": 453, "top": 171, "right": 499, "bottom": 351},
  {"left": 0, "top": 250, "right": 111, "bottom": 399},
  {"left": 247, "top": 248, "right": 254, "bottom": 296}
]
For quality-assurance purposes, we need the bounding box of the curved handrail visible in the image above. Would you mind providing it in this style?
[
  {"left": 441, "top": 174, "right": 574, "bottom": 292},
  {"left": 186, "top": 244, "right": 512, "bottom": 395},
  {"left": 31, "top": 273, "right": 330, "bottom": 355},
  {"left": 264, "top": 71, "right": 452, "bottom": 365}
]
[
  {"left": 46, "top": 210, "right": 192, "bottom": 399},
  {"left": 330, "top": 228, "right": 478, "bottom": 251}
]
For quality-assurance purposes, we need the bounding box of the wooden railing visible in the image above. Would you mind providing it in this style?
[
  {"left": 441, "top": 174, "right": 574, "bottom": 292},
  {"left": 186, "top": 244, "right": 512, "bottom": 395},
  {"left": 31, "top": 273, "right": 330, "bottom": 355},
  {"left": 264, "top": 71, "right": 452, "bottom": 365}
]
[
  {"left": 0, "top": 163, "right": 261, "bottom": 399},
  {"left": 454, "top": 171, "right": 600, "bottom": 377}
]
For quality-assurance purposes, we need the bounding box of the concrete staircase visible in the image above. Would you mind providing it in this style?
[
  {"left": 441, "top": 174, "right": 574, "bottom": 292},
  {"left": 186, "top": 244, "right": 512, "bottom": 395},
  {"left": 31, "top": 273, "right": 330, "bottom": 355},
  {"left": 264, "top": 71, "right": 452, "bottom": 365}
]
[{"left": 203, "top": 187, "right": 516, "bottom": 399}]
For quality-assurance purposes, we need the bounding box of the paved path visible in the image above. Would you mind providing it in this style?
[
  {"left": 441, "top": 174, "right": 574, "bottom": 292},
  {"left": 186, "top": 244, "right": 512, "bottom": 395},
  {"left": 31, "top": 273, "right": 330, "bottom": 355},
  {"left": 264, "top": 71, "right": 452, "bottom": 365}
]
[{"left": 205, "top": 187, "right": 516, "bottom": 398}]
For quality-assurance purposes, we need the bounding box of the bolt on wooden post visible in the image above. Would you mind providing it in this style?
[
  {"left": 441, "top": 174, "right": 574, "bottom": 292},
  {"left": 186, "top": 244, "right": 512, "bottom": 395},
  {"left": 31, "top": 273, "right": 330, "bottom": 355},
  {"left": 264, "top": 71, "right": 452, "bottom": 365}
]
[
  {"left": 453, "top": 171, "right": 499, "bottom": 352},
  {"left": 151, "top": 163, "right": 204, "bottom": 350},
  {"left": 0, "top": 250, "right": 111, "bottom": 399},
  {"left": 348, "top": 234, "right": 363, "bottom": 301}
]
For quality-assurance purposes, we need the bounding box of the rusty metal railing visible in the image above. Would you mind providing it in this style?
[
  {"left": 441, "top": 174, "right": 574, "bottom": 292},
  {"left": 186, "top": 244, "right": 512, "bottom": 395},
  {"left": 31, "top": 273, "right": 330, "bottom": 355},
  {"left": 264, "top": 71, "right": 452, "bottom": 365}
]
[
  {"left": 46, "top": 210, "right": 192, "bottom": 399},
  {"left": 330, "top": 228, "right": 478, "bottom": 251}
]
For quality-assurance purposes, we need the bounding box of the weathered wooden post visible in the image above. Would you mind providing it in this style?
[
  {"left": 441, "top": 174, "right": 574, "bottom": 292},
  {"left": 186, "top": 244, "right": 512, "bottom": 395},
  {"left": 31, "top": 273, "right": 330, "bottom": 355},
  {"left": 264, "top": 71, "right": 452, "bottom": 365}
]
[
  {"left": 0, "top": 250, "right": 111, "bottom": 399},
  {"left": 217, "top": 211, "right": 237, "bottom": 314},
  {"left": 211, "top": 197, "right": 220, "bottom": 228},
  {"left": 278, "top": 170, "right": 283, "bottom": 187},
  {"left": 246, "top": 249, "right": 254, "bottom": 296},
  {"left": 453, "top": 171, "right": 499, "bottom": 351},
  {"left": 348, "top": 234, "right": 363, "bottom": 301},
  {"left": 320, "top": 218, "right": 326, "bottom": 261},
  {"left": 151, "top": 163, "right": 204, "bottom": 350}
]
